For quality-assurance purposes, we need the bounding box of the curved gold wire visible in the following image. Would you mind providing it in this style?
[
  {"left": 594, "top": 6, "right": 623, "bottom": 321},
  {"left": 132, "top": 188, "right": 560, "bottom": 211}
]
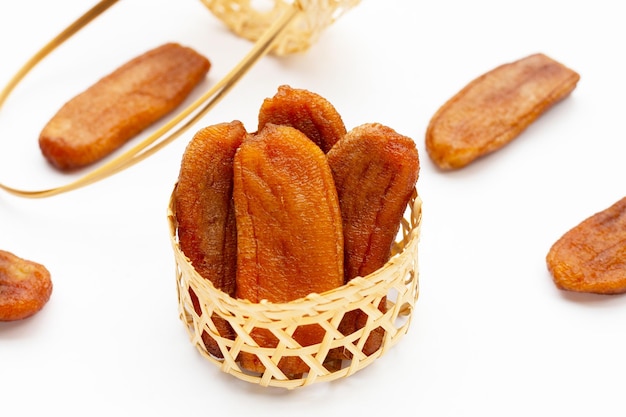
[
  {"left": 0, "top": 1, "right": 302, "bottom": 199},
  {"left": 0, "top": 0, "right": 120, "bottom": 109}
]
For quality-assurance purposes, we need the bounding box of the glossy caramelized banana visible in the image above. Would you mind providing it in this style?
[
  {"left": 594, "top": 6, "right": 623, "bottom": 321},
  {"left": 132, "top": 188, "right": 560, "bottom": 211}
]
[
  {"left": 258, "top": 85, "right": 346, "bottom": 153},
  {"left": 233, "top": 123, "right": 344, "bottom": 375},
  {"left": 0, "top": 250, "right": 52, "bottom": 321},
  {"left": 327, "top": 123, "right": 419, "bottom": 357},
  {"left": 425, "top": 53, "right": 579, "bottom": 170},
  {"left": 547, "top": 196, "right": 626, "bottom": 294},
  {"left": 40, "top": 43, "right": 210, "bottom": 170},
  {"left": 175, "top": 121, "right": 247, "bottom": 357}
]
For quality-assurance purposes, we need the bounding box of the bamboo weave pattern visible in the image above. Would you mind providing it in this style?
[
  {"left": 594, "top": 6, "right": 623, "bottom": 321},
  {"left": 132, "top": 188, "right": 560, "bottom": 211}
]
[{"left": 200, "top": 0, "right": 362, "bottom": 55}]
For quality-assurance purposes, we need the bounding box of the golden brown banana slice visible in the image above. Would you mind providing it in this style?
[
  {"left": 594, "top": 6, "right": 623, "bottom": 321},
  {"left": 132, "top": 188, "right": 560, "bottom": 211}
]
[
  {"left": 40, "top": 43, "right": 210, "bottom": 170},
  {"left": 174, "top": 120, "right": 247, "bottom": 358},
  {"left": 547, "top": 196, "right": 626, "bottom": 294},
  {"left": 327, "top": 122, "right": 419, "bottom": 357},
  {"left": 233, "top": 123, "right": 344, "bottom": 376},
  {"left": 0, "top": 250, "right": 52, "bottom": 321},
  {"left": 258, "top": 85, "right": 346, "bottom": 153},
  {"left": 425, "top": 53, "right": 580, "bottom": 170}
]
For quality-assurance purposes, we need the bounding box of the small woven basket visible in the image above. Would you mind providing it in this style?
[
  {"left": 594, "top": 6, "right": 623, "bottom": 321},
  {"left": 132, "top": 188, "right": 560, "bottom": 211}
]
[
  {"left": 167, "top": 188, "right": 422, "bottom": 389},
  {"left": 200, "top": 0, "right": 361, "bottom": 55}
]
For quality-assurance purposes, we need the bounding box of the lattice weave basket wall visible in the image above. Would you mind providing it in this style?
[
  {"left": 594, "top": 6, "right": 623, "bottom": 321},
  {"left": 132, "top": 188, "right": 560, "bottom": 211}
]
[
  {"left": 167, "top": 189, "right": 422, "bottom": 389},
  {"left": 200, "top": 0, "right": 362, "bottom": 55}
]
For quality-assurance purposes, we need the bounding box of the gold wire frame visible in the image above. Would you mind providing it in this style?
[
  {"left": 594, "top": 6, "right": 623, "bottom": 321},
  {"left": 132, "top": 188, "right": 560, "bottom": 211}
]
[
  {"left": 0, "top": 0, "right": 360, "bottom": 198},
  {"left": 168, "top": 189, "right": 422, "bottom": 389}
]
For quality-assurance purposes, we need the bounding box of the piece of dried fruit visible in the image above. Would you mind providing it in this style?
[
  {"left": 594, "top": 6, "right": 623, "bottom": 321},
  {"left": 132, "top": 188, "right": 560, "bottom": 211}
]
[
  {"left": 329, "top": 123, "right": 420, "bottom": 280},
  {"left": 40, "top": 42, "right": 211, "bottom": 170},
  {"left": 233, "top": 123, "right": 344, "bottom": 376},
  {"left": 0, "top": 250, "right": 52, "bottom": 321},
  {"left": 546, "top": 196, "right": 626, "bottom": 295},
  {"left": 425, "top": 53, "right": 580, "bottom": 170},
  {"left": 175, "top": 121, "right": 247, "bottom": 358},
  {"left": 327, "top": 123, "right": 420, "bottom": 357},
  {"left": 258, "top": 85, "right": 346, "bottom": 153}
]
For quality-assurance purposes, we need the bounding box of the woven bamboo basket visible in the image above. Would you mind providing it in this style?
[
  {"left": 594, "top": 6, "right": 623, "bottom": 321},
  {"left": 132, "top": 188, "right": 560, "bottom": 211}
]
[
  {"left": 200, "top": 0, "right": 361, "bottom": 55},
  {"left": 167, "top": 187, "right": 422, "bottom": 389}
]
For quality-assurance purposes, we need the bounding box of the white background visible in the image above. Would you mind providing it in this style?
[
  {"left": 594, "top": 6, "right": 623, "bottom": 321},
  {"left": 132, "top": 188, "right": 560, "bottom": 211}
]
[{"left": 1, "top": 1, "right": 625, "bottom": 416}]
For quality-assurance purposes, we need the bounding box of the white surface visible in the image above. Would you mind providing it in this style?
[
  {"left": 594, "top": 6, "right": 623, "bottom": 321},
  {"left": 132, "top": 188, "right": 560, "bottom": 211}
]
[{"left": 1, "top": 1, "right": 625, "bottom": 415}]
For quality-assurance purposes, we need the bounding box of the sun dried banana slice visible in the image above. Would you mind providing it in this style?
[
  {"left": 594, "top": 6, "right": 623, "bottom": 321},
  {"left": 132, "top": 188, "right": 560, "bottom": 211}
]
[
  {"left": 547, "top": 197, "right": 626, "bottom": 295},
  {"left": 40, "top": 43, "right": 210, "bottom": 170},
  {"left": 328, "top": 123, "right": 420, "bottom": 280},
  {"left": 425, "top": 53, "right": 580, "bottom": 170},
  {"left": 0, "top": 250, "right": 52, "bottom": 321},
  {"left": 174, "top": 121, "right": 246, "bottom": 357},
  {"left": 327, "top": 122, "right": 419, "bottom": 358},
  {"left": 233, "top": 123, "right": 344, "bottom": 376},
  {"left": 258, "top": 85, "right": 346, "bottom": 153}
]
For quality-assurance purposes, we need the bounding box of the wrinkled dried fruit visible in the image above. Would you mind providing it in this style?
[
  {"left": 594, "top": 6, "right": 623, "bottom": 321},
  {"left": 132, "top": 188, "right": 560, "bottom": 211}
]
[
  {"left": 233, "top": 123, "right": 344, "bottom": 376},
  {"left": 258, "top": 85, "right": 346, "bottom": 153},
  {"left": 0, "top": 250, "right": 52, "bottom": 321},
  {"left": 176, "top": 121, "right": 246, "bottom": 294},
  {"left": 425, "top": 53, "right": 580, "bottom": 170},
  {"left": 175, "top": 121, "right": 247, "bottom": 357},
  {"left": 40, "top": 42, "right": 210, "bottom": 170},
  {"left": 329, "top": 123, "right": 420, "bottom": 280},
  {"left": 546, "top": 196, "right": 626, "bottom": 295},
  {"left": 327, "top": 123, "right": 419, "bottom": 357}
]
